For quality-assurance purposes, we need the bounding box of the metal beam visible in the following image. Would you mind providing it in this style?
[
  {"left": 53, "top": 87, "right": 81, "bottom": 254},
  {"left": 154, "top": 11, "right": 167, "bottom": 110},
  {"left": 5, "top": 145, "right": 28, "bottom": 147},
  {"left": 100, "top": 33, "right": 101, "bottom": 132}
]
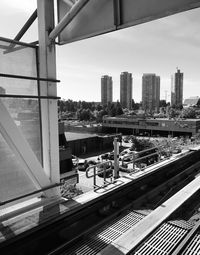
[
  {"left": 113, "top": 0, "right": 121, "bottom": 27},
  {"left": 3, "top": 10, "right": 37, "bottom": 54},
  {"left": 63, "top": 0, "right": 75, "bottom": 8},
  {"left": 49, "top": 0, "right": 90, "bottom": 42},
  {"left": 14, "top": 9, "right": 37, "bottom": 42},
  {"left": 37, "top": 0, "right": 60, "bottom": 196}
]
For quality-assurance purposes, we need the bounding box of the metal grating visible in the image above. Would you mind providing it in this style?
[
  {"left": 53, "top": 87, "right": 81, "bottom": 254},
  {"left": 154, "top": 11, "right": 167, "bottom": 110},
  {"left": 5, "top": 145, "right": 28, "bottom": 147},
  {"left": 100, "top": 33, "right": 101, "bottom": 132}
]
[
  {"left": 62, "top": 209, "right": 146, "bottom": 255},
  {"left": 182, "top": 232, "right": 200, "bottom": 255},
  {"left": 169, "top": 219, "right": 194, "bottom": 231},
  {"left": 132, "top": 222, "right": 189, "bottom": 255}
]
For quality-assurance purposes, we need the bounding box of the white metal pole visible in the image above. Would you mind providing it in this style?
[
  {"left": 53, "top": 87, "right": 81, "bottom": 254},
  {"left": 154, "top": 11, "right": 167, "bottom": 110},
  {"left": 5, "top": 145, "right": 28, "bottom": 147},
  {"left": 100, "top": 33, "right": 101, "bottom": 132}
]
[
  {"left": 63, "top": 0, "right": 75, "bottom": 8},
  {"left": 49, "top": 0, "right": 90, "bottom": 42},
  {"left": 113, "top": 137, "right": 119, "bottom": 179},
  {"left": 37, "top": 0, "right": 60, "bottom": 196}
]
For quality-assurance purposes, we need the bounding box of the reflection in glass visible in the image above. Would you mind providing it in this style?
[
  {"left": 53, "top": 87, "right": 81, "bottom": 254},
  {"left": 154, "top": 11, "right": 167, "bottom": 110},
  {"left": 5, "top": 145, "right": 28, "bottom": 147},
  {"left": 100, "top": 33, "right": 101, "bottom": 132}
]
[
  {"left": 0, "top": 132, "right": 37, "bottom": 202},
  {"left": 1, "top": 98, "right": 42, "bottom": 163}
]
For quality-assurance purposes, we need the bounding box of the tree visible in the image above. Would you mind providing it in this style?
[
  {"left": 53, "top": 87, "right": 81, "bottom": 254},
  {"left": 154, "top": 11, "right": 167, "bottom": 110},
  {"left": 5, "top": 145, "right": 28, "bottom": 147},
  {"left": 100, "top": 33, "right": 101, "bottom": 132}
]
[
  {"left": 110, "top": 104, "right": 116, "bottom": 116},
  {"left": 171, "top": 104, "right": 183, "bottom": 110},
  {"left": 115, "top": 101, "right": 123, "bottom": 115},
  {"left": 78, "top": 109, "right": 91, "bottom": 121},
  {"left": 159, "top": 100, "right": 167, "bottom": 107},
  {"left": 96, "top": 104, "right": 102, "bottom": 111},
  {"left": 197, "top": 99, "right": 200, "bottom": 107},
  {"left": 168, "top": 108, "right": 180, "bottom": 119},
  {"left": 130, "top": 137, "right": 153, "bottom": 151},
  {"left": 132, "top": 99, "right": 140, "bottom": 110},
  {"left": 107, "top": 102, "right": 116, "bottom": 116},
  {"left": 96, "top": 109, "right": 108, "bottom": 123},
  {"left": 132, "top": 99, "right": 136, "bottom": 109},
  {"left": 181, "top": 107, "right": 196, "bottom": 119}
]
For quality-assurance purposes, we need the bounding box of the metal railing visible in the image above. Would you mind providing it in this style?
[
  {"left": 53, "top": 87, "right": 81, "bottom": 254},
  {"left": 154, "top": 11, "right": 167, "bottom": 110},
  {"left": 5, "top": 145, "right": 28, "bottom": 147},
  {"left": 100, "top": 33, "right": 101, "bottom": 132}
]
[
  {"left": 121, "top": 146, "right": 162, "bottom": 172},
  {"left": 86, "top": 160, "right": 118, "bottom": 190}
]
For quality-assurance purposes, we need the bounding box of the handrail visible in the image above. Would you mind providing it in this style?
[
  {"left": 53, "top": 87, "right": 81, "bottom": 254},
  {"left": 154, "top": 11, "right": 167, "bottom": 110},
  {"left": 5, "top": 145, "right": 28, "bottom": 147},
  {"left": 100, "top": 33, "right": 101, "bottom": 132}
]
[
  {"left": 86, "top": 161, "right": 112, "bottom": 178},
  {"left": 0, "top": 183, "right": 61, "bottom": 206},
  {"left": 121, "top": 147, "right": 161, "bottom": 171},
  {"left": 86, "top": 161, "right": 114, "bottom": 189},
  {"left": 135, "top": 146, "right": 159, "bottom": 155},
  {"left": 134, "top": 151, "right": 160, "bottom": 163}
]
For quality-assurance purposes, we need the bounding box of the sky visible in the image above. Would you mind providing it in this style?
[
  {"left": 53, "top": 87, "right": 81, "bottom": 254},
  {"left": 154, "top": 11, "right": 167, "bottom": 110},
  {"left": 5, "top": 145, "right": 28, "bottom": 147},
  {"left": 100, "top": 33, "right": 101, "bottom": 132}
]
[{"left": 0, "top": 0, "right": 200, "bottom": 103}]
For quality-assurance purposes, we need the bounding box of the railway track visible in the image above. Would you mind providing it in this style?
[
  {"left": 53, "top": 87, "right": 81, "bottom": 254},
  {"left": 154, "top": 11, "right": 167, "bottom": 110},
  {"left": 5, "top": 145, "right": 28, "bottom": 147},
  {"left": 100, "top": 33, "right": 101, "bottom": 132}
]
[
  {"left": 47, "top": 160, "right": 200, "bottom": 255},
  {"left": 130, "top": 192, "right": 200, "bottom": 255}
]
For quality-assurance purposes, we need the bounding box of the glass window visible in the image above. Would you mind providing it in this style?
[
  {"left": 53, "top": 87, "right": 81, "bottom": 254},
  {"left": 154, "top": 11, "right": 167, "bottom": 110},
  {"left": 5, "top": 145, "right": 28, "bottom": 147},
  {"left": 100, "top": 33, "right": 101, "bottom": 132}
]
[
  {"left": 0, "top": 40, "right": 37, "bottom": 77},
  {"left": 0, "top": 39, "right": 41, "bottom": 163},
  {"left": 0, "top": 39, "right": 42, "bottom": 205}
]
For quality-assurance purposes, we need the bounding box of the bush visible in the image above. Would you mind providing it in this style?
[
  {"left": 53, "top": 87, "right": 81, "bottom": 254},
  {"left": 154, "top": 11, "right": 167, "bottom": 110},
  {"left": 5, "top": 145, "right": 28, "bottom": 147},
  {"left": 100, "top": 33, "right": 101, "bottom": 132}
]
[{"left": 130, "top": 137, "right": 154, "bottom": 151}]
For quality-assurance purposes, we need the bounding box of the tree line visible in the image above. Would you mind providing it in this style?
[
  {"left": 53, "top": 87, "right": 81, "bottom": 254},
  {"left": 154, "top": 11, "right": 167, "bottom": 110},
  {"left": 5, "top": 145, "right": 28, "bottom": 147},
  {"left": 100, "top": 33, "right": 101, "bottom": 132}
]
[
  {"left": 58, "top": 98, "right": 200, "bottom": 122},
  {"left": 58, "top": 99, "right": 126, "bottom": 122}
]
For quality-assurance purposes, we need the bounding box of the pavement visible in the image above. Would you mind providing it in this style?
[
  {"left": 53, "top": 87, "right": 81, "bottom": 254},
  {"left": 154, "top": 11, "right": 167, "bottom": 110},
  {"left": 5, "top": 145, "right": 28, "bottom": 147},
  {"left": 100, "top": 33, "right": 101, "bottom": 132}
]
[{"left": 76, "top": 141, "right": 132, "bottom": 193}]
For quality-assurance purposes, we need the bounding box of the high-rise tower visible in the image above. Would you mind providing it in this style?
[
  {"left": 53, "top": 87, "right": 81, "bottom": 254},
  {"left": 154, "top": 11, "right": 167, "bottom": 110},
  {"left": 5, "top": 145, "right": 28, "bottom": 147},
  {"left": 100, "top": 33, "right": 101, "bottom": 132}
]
[
  {"left": 101, "top": 75, "right": 113, "bottom": 105},
  {"left": 120, "top": 72, "right": 132, "bottom": 110},
  {"left": 171, "top": 68, "right": 183, "bottom": 106},
  {"left": 142, "top": 73, "right": 160, "bottom": 113}
]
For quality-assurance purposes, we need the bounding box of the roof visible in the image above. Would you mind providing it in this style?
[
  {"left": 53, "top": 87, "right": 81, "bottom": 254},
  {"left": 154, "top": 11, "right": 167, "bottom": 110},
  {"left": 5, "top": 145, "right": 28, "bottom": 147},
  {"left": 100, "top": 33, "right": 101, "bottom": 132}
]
[
  {"left": 184, "top": 97, "right": 199, "bottom": 105},
  {"left": 64, "top": 132, "right": 97, "bottom": 141}
]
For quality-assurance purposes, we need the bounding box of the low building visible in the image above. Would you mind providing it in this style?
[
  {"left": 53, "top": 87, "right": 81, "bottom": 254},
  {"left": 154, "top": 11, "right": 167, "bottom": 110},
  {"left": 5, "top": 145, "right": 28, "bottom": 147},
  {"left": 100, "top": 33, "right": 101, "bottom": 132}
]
[
  {"left": 59, "top": 122, "right": 79, "bottom": 185},
  {"left": 183, "top": 97, "right": 200, "bottom": 107},
  {"left": 64, "top": 120, "right": 102, "bottom": 133},
  {"left": 102, "top": 116, "right": 200, "bottom": 137},
  {"left": 64, "top": 132, "right": 121, "bottom": 156}
]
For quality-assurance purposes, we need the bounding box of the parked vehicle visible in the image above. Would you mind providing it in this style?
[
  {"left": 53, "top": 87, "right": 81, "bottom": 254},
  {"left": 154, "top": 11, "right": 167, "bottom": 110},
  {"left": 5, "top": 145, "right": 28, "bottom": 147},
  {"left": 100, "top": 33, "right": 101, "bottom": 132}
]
[
  {"left": 107, "top": 152, "right": 114, "bottom": 160},
  {"left": 122, "top": 155, "right": 132, "bottom": 162},
  {"left": 172, "top": 148, "right": 182, "bottom": 154},
  {"left": 88, "top": 160, "right": 97, "bottom": 165},
  {"left": 72, "top": 155, "right": 78, "bottom": 167},
  {"left": 123, "top": 137, "right": 129, "bottom": 143},
  {"left": 101, "top": 153, "right": 109, "bottom": 160},
  {"left": 77, "top": 159, "right": 89, "bottom": 171}
]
